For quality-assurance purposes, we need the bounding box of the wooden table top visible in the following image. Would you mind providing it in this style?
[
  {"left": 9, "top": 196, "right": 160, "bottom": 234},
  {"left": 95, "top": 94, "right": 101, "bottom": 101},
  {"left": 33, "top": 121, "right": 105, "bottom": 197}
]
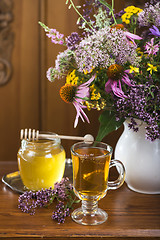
[{"left": 0, "top": 161, "right": 160, "bottom": 240}]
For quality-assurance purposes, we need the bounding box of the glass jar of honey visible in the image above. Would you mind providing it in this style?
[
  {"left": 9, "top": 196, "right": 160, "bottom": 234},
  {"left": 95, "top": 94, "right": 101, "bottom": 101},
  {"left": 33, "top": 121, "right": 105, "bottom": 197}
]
[{"left": 17, "top": 132, "right": 66, "bottom": 191}]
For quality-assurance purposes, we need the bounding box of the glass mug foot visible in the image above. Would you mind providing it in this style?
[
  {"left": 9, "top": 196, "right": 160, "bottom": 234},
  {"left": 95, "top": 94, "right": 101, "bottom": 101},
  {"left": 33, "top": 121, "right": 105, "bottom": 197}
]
[{"left": 71, "top": 208, "right": 108, "bottom": 225}]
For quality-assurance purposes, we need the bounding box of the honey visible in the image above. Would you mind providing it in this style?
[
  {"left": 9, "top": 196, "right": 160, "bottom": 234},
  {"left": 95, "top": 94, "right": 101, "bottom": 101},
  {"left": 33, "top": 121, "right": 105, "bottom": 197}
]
[{"left": 17, "top": 136, "right": 66, "bottom": 191}]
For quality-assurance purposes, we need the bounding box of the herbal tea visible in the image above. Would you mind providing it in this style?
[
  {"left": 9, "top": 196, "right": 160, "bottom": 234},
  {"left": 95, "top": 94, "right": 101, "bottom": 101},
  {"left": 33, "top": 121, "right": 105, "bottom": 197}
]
[{"left": 72, "top": 147, "right": 111, "bottom": 200}]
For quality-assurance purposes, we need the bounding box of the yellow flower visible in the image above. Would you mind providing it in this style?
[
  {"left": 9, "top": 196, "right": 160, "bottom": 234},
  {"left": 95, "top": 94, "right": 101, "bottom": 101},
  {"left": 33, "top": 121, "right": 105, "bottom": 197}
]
[
  {"left": 84, "top": 99, "right": 106, "bottom": 111},
  {"left": 136, "top": 47, "right": 143, "bottom": 57},
  {"left": 147, "top": 64, "right": 157, "bottom": 75},
  {"left": 129, "top": 66, "right": 139, "bottom": 73},
  {"left": 126, "top": 13, "right": 133, "bottom": 18},
  {"left": 121, "top": 6, "right": 143, "bottom": 23},
  {"left": 83, "top": 66, "right": 94, "bottom": 75},
  {"left": 121, "top": 17, "right": 126, "bottom": 23},
  {"left": 137, "top": 8, "right": 143, "bottom": 13},
  {"left": 66, "top": 69, "right": 79, "bottom": 85},
  {"left": 121, "top": 12, "right": 133, "bottom": 22},
  {"left": 132, "top": 7, "right": 143, "bottom": 14},
  {"left": 122, "top": 6, "right": 143, "bottom": 23},
  {"left": 125, "top": 19, "right": 130, "bottom": 24},
  {"left": 124, "top": 6, "right": 135, "bottom": 13},
  {"left": 124, "top": 6, "right": 143, "bottom": 15},
  {"left": 90, "top": 84, "right": 101, "bottom": 101}
]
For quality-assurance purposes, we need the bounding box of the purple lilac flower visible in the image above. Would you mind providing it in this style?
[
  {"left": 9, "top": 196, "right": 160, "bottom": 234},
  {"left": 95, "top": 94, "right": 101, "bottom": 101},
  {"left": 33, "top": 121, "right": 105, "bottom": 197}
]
[
  {"left": 47, "top": 67, "right": 53, "bottom": 81},
  {"left": 145, "top": 38, "right": 159, "bottom": 55},
  {"left": 18, "top": 188, "right": 55, "bottom": 215},
  {"left": 138, "top": 3, "right": 160, "bottom": 27},
  {"left": 54, "top": 177, "right": 73, "bottom": 200},
  {"left": 46, "top": 49, "right": 75, "bottom": 81},
  {"left": 81, "top": 0, "right": 124, "bottom": 26},
  {"left": 115, "top": 83, "right": 160, "bottom": 141},
  {"left": 46, "top": 67, "right": 60, "bottom": 82},
  {"left": 81, "top": 1, "right": 94, "bottom": 23},
  {"left": 55, "top": 49, "right": 75, "bottom": 74},
  {"left": 65, "top": 32, "right": 82, "bottom": 50},
  {"left": 18, "top": 191, "right": 37, "bottom": 215},
  {"left": 18, "top": 178, "right": 75, "bottom": 223},
  {"left": 145, "top": 0, "right": 160, "bottom": 7},
  {"left": 115, "top": 10, "right": 125, "bottom": 18},
  {"left": 78, "top": 1, "right": 95, "bottom": 30},
  {"left": 128, "top": 118, "right": 139, "bottom": 132},
  {"left": 46, "top": 29, "right": 64, "bottom": 45},
  {"left": 82, "top": 0, "right": 110, "bottom": 17},
  {"left": 52, "top": 201, "right": 70, "bottom": 224},
  {"left": 79, "top": 0, "right": 110, "bottom": 31},
  {"left": 110, "top": 10, "right": 125, "bottom": 24},
  {"left": 35, "top": 187, "right": 55, "bottom": 207},
  {"left": 149, "top": 25, "right": 160, "bottom": 37},
  {"left": 74, "top": 27, "right": 139, "bottom": 73}
]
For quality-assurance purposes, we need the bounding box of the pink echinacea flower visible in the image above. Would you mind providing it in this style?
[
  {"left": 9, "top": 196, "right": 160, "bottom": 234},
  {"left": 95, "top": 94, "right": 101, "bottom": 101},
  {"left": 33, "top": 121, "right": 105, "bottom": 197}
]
[
  {"left": 60, "top": 74, "right": 96, "bottom": 128},
  {"left": 105, "top": 64, "right": 134, "bottom": 98}
]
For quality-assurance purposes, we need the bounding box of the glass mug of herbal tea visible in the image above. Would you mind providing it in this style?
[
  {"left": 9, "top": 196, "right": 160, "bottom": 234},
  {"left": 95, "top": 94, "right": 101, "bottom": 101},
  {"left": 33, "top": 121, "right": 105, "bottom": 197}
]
[
  {"left": 17, "top": 132, "right": 66, "bottom": 191},
  {"left": 71, "top": 141, "right": 125, "bottom": 225}
]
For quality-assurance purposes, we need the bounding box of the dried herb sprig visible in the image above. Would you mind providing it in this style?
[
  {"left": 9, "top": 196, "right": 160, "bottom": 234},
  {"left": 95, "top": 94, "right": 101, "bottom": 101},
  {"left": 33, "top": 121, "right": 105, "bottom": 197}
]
[{"left": 18, "top": 178, "right": 80, "bottom": 224}]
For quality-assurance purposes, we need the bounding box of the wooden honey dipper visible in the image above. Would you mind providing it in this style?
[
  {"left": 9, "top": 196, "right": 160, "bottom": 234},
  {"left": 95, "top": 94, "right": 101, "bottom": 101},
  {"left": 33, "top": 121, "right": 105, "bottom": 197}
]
[{"left": 20, "top": 129, "right": 94, "bottom": 143}]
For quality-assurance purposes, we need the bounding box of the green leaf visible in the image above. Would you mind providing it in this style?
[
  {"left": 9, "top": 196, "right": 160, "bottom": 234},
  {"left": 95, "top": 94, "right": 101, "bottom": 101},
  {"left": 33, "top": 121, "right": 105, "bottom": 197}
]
[
  {"left": 76, "top": 17, "right": 81, "bottom": 25},
  {"left": 116, "top": 18, "right": 123, "bottom": 24},
  {"left": 68, "top": 4, "right": 72, "bottom": 9},
  {"left": 66, "top": 0, "right": 69, "bottom": 4},
  {"left": 98, "top": 0, "right": 112, "bottom": 10},
  {"left": 96, "top": 110, "right": 124, "bottom": 142},
  {"left": 74, "top": 199, "right": 81, "bottom": 203}
]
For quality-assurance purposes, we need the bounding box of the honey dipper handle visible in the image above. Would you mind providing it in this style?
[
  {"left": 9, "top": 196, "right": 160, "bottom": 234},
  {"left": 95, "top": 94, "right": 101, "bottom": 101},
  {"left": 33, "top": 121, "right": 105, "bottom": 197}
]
[
  {"left": 20, "top": 129, "right": 94, "bottom": 143},
  {"left": 39, "top": 133, "right": 94, "bottom": 143}
]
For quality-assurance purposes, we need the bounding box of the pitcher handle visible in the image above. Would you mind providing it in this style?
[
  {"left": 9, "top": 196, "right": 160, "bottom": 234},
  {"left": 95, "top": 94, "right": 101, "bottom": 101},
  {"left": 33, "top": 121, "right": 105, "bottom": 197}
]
[{"left": 108, "top": 159, "right": 125, "bottom": 190}]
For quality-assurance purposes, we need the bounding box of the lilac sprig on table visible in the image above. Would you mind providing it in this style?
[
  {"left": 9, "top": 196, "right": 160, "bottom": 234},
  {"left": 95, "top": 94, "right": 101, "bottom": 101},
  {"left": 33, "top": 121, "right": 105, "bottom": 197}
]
[
  {"left": 18, "top": 178, "right": 79, "bottom": 223},
  {"left": 52, "top": 201, "right": 70, "bottom": 224}
]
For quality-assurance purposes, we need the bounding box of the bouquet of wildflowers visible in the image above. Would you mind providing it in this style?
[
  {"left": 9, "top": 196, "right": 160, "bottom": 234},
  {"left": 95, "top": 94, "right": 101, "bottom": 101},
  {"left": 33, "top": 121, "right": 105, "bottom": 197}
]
[{"left": 39, "top": 0, "right": 160, "bottom": 142}]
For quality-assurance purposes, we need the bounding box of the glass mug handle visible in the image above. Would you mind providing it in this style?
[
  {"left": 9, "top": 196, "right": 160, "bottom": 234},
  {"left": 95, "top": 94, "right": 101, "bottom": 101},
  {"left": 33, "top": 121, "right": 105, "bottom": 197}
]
[{"left": 108, "top": 159, "right": 125, "bottom": 190}]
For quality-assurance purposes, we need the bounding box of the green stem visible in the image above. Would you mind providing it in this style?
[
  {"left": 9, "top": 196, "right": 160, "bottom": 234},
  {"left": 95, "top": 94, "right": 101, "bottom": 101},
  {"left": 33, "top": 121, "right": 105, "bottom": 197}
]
[
  {"left": 111, "top": 0, "right": 117, "bottom": 25},
  {"left": 98, "top": 0, "right": 117, "bottom": 25},
  {"left": 39, "top": 21, "right": 50, "bottom": 32},
  {"left": 68, "top": 0, "right": 95, "bottom": 32}
]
